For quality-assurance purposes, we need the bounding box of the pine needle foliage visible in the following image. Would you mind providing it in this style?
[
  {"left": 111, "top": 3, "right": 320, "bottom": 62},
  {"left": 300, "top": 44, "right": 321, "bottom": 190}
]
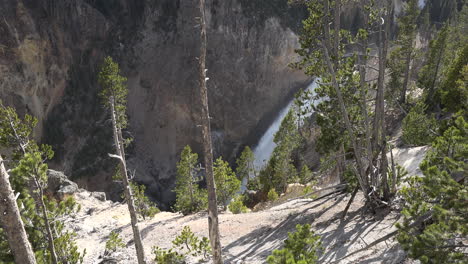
[
  {"left": 228, "top": 195, "right": 248, "bottom": 214},
  {"left": 174, "top": 146, "right": 208, "bottom": 215},
  {"left": 402, "top": 102, "right": 438, "bottom": 146},
  {"left": 152, "top": 226, "right": 211, "bottom": 263},
  {"left": 105, "top": 231, "right": 125, "bottom": 255},
  {"left": 397, "top": 114, "right": 468, "bottom": 264},
  {"left": 0, "top": 104, "right": 85, "bottom": 264},
  {"left": 267, "top": 224, "right": 322, "bottom": 264},
  {"left": 236, "top": 146, "right": 255, "bottom": 184},
  {"left": 98, "top": 56, "right": 128, "bottom": 129},
  {"left": 259, "top": 109, "right": 300, "bottom": 193},
  {"left": 129, "top": 182, "right": 160, "bottom": 220},
  {"left": 213, "top": 157, "right": 241, "bottom": 210}
]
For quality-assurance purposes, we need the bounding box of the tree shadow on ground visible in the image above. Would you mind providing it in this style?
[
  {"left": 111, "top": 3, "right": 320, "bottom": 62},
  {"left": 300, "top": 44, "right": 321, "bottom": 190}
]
[
  {"left": 140, "top": 212, "right": 205, "bottom": 240},
  {"left": 318, "top": 205, "right": 402, "bottom": 263},
  {"left": 222, "top": 193, "right": 347, "bottom": 262}
]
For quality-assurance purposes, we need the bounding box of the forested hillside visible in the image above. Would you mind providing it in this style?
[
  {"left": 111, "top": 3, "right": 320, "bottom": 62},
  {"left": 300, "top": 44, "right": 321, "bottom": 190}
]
[{"left": 0, "top": 0, "right": 466, "bottom": 263}]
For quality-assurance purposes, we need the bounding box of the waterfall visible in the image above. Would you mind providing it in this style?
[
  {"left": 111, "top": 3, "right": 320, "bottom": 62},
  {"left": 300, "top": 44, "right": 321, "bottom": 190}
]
[{"left": 252, "top": 80, "right": 318, "bottom": 171}]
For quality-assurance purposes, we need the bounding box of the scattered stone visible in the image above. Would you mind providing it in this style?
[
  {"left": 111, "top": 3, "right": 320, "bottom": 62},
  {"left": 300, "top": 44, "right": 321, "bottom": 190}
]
[{"left": 91, "top": 192, "right": 107, "bottom": 201}]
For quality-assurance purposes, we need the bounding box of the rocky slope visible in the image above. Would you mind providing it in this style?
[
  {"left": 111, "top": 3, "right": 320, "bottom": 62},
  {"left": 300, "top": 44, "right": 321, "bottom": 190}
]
[
  {"left": 0, "top": 0, "right": 310, "bottom": 205},
  {"left": 63, "top": 145, "right": 426, "bottom": 263}
]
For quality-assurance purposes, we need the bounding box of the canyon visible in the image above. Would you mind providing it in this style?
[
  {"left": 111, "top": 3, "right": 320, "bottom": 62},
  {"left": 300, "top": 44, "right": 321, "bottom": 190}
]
[{"left": 0, "top": 0, "right": 312, "bottom": 205}]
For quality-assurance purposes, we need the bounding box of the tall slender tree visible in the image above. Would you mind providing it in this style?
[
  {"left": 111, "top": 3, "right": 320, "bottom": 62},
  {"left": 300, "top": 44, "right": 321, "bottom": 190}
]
[
  {"left": 236, "top": 146, "right": 255, "bottom": 186},
  {"left": 395, "top": 0, "right": 420, "bottom": 105},
  {"left": 197, "top": 0, "right": 223, "bottom": 262},
  {"left": 0, "top": 154, "right": 37, "bottom": 264},
  {"left": 98, "top": 56, "right": 146, "bottom": 264}
]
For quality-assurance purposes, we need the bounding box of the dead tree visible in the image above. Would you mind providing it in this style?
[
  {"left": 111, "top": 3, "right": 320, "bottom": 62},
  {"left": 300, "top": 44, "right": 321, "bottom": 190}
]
[{"left": 197, "top": 0, "right": 223, "bottom": 263}]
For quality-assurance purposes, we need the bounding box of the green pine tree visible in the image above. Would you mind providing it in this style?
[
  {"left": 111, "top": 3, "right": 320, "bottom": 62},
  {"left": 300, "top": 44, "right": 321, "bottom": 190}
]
[
  {"left": 98, "top": 56, "right": 147, "bottom": 263},
  {"left": 396, "top": 114, "right": 468, "bottom": 264},
  {"left": 174, "top": 145, "right": 208, "bottom": 215},
  {"left": 129, "top": 182, "right": 160, "bottom": 220},
  {"left": 389, "top": 0, "right": 420, "bottom": 105},
  {"left": 401, "top": 102, "right": 438, "bottom": 146},
  {"left": 0, "top": 104, "right": 85, "bottom": 264},
  {"left": 439, "top": 44, "right": 468, "bottom": 113},
  {"left": 259, "top": 109, "right": 301, "bottom": 193},
  {"left": 267, "top": 224, "right": 321, "bottom": 264},
  {"left": 418, "top": 25, "right": 449, "bottom": 109},
  {"left": 235, "top": 146, "right": 255, "bottom": 186},
  {"left": 213, "top": 157, "right": 241, "bottom": 210}
]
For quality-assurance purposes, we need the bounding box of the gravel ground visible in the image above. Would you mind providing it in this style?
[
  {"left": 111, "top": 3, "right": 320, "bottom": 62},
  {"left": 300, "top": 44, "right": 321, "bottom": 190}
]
[
  {"left": 69, "top": 146, "right": 427, "bottom": 263},
  {"left": 69, "top": 190, "right": 416, "bottom": 264}
]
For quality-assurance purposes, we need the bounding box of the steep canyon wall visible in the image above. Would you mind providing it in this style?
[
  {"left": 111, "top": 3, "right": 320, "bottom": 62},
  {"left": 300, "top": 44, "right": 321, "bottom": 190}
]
[{"left": 0, "top": 0, "right": 309, "bottom": 205}]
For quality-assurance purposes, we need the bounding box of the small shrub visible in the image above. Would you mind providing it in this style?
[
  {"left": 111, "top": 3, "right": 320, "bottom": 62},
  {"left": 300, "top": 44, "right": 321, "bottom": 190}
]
[
  {"left": 105, "top": 231, "right": 125, "bottom": 255},
  {"left": 267, "top": 189, "right": 279, "bottom": 201},
  {"left": 402, "top": 102, "right": 438, "bottom": 146},
  {"left": 267, "top": 224, "right": 322, "bottom": 264},
  {"left": 228, "top": 195, "right": 248, "bottom": 214},
  {"left": 152, "top": 247, "right": 185, "bottom": 264},
  {"left": 153, "top": 226, "right": 211, "bottom": 263},
  {"left": 132, "top": 182, "right": 160, "bottom": 219},
  {"left": 302, "top": 185, "right": 312, "bottom": 196},
  {"left": 124, "top": 182, "right": 160, "bottom": 220},
  {"left": 172, "top": 226, "right": 211, "bottom": 258}
]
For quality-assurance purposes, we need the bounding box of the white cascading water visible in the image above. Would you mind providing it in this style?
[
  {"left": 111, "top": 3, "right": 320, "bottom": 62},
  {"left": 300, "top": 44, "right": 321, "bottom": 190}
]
[{"left": 252, "top": 80, "right": 318, "bottom": 171}]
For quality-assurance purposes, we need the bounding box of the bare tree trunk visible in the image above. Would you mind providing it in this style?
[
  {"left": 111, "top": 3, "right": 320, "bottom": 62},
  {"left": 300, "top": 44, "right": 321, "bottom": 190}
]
[
  {"left": 110, "top": 98, "right": 146, "bottom": 264},
  {"left": 0, "top": 155, "right": 37, "bottom": 264},
  {"left": 399, "top": 49, "right": 412, "bottom": 105},
  {"left": 374, "top": 0, "right": 392, "bottom": 201},
  {"left": 198, "top": 0, "right": 223, "bottom": 262},
  {"left": 337, "top": 143, "right": 345, "bottom": 183},
  {"left": 341, "top": 186, "right": 359, "bottom": 220},
  {"left": 333, "top": 0, "right": 341, "bottom": 61},
  {"left": 321, "top": 42, "right": 369, "bottom": 201},
  {"left": 390, "top": 145, "right": 397, "bottom": 193},
  {"left": 35, "top": 179, "right": 59, "bottom": 264},
  {"left": 357, "top": 0, "right": 373, "bottom": 172}
]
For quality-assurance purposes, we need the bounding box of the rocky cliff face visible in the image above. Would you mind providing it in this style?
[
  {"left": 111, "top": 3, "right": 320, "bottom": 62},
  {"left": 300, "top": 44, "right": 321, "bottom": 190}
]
[{"left": 0, "top": 0, "right": 309, "bottom": 205}]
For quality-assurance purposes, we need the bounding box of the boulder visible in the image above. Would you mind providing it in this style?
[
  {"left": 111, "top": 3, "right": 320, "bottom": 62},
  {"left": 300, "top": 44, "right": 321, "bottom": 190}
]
[
  {"left": 91, "top": 192, "right": 107, "bottom": 201},
  {"left": 47, "top": 170, "right": 79, "bottom": 199}
]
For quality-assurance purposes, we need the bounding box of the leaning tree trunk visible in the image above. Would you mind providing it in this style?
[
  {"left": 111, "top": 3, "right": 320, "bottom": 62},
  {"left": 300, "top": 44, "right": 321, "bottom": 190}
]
[
  {"left": 110, "top": 98, "right": 146, "bottom": 264},
  {"left": 320, "top": 0, "right": 369, "bottom": 200},
  {"left": 198, "top": 0, "right": 223, "bottom": 263},
  {"left": 35, "top": 179, "right": 59, "bottom": 264},
  {"left": 0, "top": 155, "right": 37, "bottom": 264}
]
